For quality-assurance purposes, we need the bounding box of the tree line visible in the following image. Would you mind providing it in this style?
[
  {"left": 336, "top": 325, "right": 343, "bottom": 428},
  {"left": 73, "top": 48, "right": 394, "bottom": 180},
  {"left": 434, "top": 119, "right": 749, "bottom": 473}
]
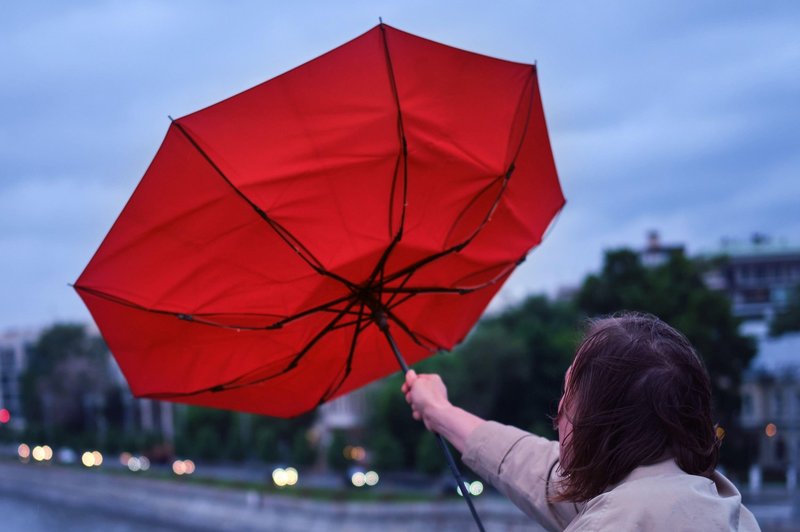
[{"left": 9, "top": 247, "right": 798, "bottom": 475}]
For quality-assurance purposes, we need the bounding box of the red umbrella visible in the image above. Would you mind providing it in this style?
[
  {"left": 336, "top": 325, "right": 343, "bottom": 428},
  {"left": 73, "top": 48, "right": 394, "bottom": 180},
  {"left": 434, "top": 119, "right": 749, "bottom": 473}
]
[{"left": 75, "top": 23, "right": 563, "bottom": 527}]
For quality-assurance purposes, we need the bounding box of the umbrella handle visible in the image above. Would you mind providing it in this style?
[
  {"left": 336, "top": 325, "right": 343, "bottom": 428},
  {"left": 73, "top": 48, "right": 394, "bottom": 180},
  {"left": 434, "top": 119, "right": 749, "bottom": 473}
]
[{"left": 376, "top": 316, "right": 486, "bottom": 532}]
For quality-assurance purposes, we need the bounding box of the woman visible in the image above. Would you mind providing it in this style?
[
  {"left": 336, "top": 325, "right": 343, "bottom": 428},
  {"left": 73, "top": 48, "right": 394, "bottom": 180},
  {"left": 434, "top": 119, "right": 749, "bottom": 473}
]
[{"left": 402, "top": 313, "right": 759, "bottom": 531}]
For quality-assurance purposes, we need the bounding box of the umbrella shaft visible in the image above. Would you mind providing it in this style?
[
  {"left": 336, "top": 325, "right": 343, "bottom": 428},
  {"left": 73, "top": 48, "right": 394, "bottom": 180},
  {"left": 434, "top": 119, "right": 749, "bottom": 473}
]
[
  {"left": 377, "top": 321, "right": 485, "bottom": 532},
  {"left": 380, "top": 319, "right": 410, "bottom": 374}
]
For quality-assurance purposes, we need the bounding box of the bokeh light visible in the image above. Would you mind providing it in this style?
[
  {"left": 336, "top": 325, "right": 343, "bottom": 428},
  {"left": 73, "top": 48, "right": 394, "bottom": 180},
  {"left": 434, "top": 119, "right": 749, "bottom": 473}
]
[
  {"left": 128, "top": 457, "right": 141, "bottom": 472},
  {"left": 456, "top": 481, "right": 473, "bottom": 497},
  {"left": 766, "top": 423, "right": 778, "bottom": 438},
  {"left": 91, "top": 451, "right": 103, "bottom": 466},
  {"left": 18, "top": 443, "right": 30, "bottom": 460},
  {"left": 272, "top": 467, "right": 288, "bottom": 487},
  {"left": 0, "top": 408, "right": 10, "bottom": 424},
  {"left": 351, "top": 471, "right": 366, "bottom": 487},
  {"left": 119, "top": 452, "right": 132, "bottom": 466},
  {"left": 183, "top": 459, "right": 195, "bottom": 475},
  {"left": 32, "top": 446, "right": 45, "bottom": 462},
  {"left": 351, "top": 446, "right": 366, "bottom": 461},
  {"left": 284, "top": 467, "right": 298, "bottom": 486},
  {"left": 343, "top": 445, "right": 366, "bottom": 461},
  {"left": 364, "top": 471, "right": 379, "bottom": 486},
  {"left": 173, "top": 460, "right": 187, "bottom": 475},
  {"left": 81, "top": 451, "right": 95, "bottom": 467},
  {"left": 469, "top": 481, "right": 484, "bottom": 496}
]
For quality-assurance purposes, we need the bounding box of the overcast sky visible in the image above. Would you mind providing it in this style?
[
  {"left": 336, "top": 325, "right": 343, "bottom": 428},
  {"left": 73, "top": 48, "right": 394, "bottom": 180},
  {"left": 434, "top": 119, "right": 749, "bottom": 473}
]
[{"left": 2, "top": 1, "right": 798, "bottom": 330}]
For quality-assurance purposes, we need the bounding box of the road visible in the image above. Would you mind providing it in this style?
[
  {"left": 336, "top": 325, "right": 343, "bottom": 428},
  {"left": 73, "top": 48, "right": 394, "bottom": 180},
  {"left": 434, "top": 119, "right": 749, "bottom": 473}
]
[
  {"left": 0, "top": 460, "right": 537, "bottom": 531},
  {"left": 1, "top": 459, "right": 798, "bottom": 531}
]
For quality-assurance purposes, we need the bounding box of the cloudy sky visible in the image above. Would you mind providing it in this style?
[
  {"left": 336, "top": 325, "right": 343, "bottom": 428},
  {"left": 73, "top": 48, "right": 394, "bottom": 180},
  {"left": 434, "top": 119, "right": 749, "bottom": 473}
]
[{"left": 2, "top": 1, "right": 798, "bottom": 330}]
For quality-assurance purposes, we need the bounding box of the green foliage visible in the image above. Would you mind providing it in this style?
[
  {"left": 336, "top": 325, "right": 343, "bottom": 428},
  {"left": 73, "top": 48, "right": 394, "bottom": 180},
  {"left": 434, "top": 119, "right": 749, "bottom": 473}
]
[
  {"left": 414, "top": 432, "right": 443, "bottom": 475},
  {"left": 20, "top": 323, "right": 117, "bottom": 444},
  {"left": 254, "top": 427, "right": 279, "bottom": 462},
  {"left": 365, "top": 372, "right": 427, "bottom": 471},
  {"left": 770, "top": 284, "right": 800, "bottom": 337},
  {"left": 370, "top": 430, "right": 406, "bottom": 471},
  {"left": 291, "top": 430, "right": 316, "bottom": 466},
  {"left": 444, "top": 296, "right": 580, "bottom": 435},
  {"left": 326, "top": 430, "right": 350, "bottom": 472},
  {"left": 193, "top": 425, "right": 223, "bottom": 460},
  {"left": 175, "top": 406, "right": 315, "bottom": 465}
]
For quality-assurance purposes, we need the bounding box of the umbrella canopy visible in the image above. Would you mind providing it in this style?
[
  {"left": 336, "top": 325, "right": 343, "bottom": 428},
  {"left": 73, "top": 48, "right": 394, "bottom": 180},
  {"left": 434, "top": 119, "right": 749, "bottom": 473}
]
[{"left": 75, "top": 24, "right": 564, "bottom": 418}]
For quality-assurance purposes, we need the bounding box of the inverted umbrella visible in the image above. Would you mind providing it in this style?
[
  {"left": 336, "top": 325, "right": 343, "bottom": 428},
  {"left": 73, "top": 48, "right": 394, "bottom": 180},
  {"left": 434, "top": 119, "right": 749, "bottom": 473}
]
[{"left": 75, "top": 23, "right": 563, "bottom": 529}]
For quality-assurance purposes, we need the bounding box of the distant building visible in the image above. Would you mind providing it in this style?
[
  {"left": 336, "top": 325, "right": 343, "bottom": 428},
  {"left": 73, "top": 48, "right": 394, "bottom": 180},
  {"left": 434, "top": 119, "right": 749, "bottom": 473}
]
[
  {"left": 313, "top": 388, "right": 369, "bottom": 459},
  {"left": 640, "top": 230, "right": 685, "bottom": 268},
  {"left": 0, "top": 329, "right": 38, "bottom": 430},
  {"left": 701, "top": 234, "right": 800, "bottom": 321},
  {"left": 740, "top": 333, "right": 800, "bottom": 472},
  {"left": 317, "top": 390, "right": 368, "bottom": 432}
]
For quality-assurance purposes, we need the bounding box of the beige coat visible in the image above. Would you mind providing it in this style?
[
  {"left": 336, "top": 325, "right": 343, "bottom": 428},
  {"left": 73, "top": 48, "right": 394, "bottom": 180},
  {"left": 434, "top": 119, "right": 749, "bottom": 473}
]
[{"left": 462, "top": 421, "right": 760, "bottom": 531}]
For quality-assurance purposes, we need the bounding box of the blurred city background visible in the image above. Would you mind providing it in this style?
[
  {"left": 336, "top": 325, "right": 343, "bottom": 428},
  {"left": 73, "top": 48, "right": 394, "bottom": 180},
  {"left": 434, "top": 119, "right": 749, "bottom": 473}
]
[
  {"left": 2, "top": 1, "right": 799, "bottom": 531},
  {"left": 4, "top": 231, "right": 800, "bottom": 529}
]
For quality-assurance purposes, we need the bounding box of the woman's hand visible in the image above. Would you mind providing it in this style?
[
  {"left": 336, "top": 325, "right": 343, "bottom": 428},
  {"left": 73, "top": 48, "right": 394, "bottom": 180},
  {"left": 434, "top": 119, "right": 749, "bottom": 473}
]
[
  {"left": 401, "top": 370, "right": 452, "bottom": 432},
  {"left": 401, "top": 370, "right": 485, "bottom": 453}
]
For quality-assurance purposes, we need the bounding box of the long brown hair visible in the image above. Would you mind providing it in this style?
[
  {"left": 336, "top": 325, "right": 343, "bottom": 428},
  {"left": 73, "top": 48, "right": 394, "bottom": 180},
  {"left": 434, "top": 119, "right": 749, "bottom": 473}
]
[{"left": 554, "top": 312, "right": 720, "bottom": 502}]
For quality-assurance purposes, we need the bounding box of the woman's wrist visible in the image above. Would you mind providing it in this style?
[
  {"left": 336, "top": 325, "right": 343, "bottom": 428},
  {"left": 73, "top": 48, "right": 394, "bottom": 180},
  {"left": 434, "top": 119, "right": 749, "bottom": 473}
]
[
  {"left": 426, "top": 404, "right": 485, "bottom": 454},
  {"left": 425, "top": 401, "right": 455, "bottom": 434}
]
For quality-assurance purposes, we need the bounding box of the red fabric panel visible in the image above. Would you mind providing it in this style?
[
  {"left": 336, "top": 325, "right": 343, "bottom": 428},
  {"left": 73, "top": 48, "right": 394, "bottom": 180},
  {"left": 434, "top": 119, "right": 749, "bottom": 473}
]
[{"left": 178, "top": 27, "right": 399, "bottom": 276}]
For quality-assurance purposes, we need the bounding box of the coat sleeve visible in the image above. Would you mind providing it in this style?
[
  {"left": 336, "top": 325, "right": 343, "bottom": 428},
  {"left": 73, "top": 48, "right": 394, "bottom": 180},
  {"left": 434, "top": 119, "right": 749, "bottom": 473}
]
[{"left": 461, "top": 420, "right": 581, "bottom": 531}]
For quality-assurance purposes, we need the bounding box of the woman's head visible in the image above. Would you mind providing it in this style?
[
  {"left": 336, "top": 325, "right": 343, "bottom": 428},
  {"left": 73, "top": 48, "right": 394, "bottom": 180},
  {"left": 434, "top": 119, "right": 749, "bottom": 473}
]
[{"left": 554, "top": 312, "right": 720, "bottom": 502}]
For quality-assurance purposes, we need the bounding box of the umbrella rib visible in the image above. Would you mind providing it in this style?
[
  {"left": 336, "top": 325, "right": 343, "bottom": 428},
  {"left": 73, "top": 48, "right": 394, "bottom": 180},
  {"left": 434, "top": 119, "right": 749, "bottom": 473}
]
[
  {"left": 149, "top": 296, "right": 360, "bottom": 398},
  {"left": 318, "top": 301, "right": 368, "bottom": 404},
  {"left": 378, "top": 68, "right": 539, "bottom": 290},
  {"left": 386, "top": 292, "right": 415, "bottom": 311},
  {"left": 383, "top": 270, "right": 415, "bottom": 309},
  {"left": 379, "top": 168, "right": 513, "bottom": 287},
  {"left": 510, "top": 68, "right": 538, "bottom": 166},
  {"left": 221, "top": 297, "right": 361, "bottom": 391},
  {"left": 169, "top": 119, "right": 357, "bottom": 292},
  {"left": 354, "top": 22, "right": 410, "bottom": 307},
  {"left": 379, "top": 22, "right": 409, "bottom": 239},
  {"left": 380, "top": 259, "right": 521, "bottom": 296},
  {"left": 74, "top": 284, "right": 353, "bottom": 331},
  {"left": 382, "top": 305, "right": 438, "bottom": 351},
  {"left": 387, "top": 152, "right": 401, "bottom": 239},
  {"left": 329, "top": 317, "right": 367, "bottom": 330}
]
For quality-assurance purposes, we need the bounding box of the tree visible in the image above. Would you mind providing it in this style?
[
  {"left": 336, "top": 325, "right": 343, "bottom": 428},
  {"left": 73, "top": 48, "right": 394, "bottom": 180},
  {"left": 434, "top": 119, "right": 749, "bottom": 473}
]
[
  {"left": 326, "top": 430, "right": 351, "bottom": 472},
  {"left": 20, "top": 324, "right": 117, "bottom": 445},
  {"left": 366, "top": 373, "right": 424, "bottom": 471},
  {"left": 442, "top": 296, "right": 580, "bottom": 436},
  {"left": 770, "top": 284, "right": 800, "bottom": 337},
  {"left": 173, "top": 404, "right": 316, "bottom": 464},
  {"left": 576, "top": 249, "right": 757, "bottom": 468}
]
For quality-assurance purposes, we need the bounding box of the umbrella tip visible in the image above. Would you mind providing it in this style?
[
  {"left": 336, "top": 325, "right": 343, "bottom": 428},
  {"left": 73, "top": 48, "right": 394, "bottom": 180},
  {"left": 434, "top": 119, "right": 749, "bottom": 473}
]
[
  {"left": 168, "top": 115, "right": 175, "bottom": 123},
  {"left": 378, "top": 16, "right": 383, "bottom": 24}
]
